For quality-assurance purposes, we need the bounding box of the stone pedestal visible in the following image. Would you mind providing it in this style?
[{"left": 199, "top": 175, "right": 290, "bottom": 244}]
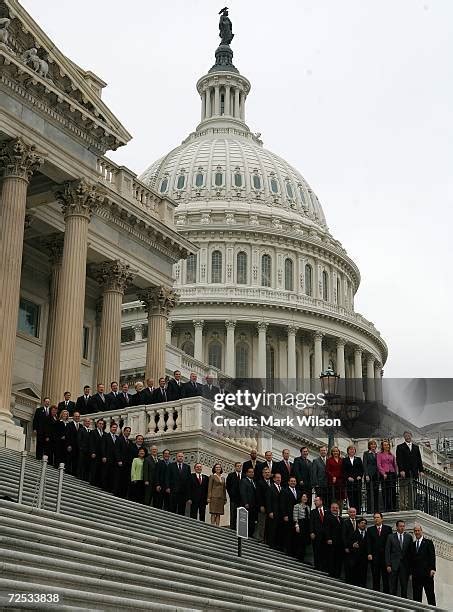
[
  {"left": 94, "top": 260, "right": 133, "bottom": 386},
  {"left": 0, "top": 138, "right": 43, "bottom": 447},
  {"left": 139, "top": 286, "right": 178, "bottom": 383},
  {"left": 50, "top": 179, "right": 103, "bottom": 400}
]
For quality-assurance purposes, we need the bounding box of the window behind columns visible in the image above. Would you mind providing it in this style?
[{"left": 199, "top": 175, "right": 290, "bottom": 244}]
[
  {"left": 182, "top": 339, "right": 194, "bottom": 357},
  {"left": 261, "top": 254, "right": 272, "bottom": 287},
  {"left": 305, "top": 263, "right": 313, "bottom": 296},
  {"left": 82, "top": 326, "right": 90, "bottom": 360},
  {"left": 18, "top": 298, "right": 40, "bottom": 338},
  {"left": 322, "top": 270, "right": 329, "bottom": 301},
  {"left": 266, "top": 345, "right": 275, "bottom": 391},
  {"left": 284, "top": 258, "right": 294, "bottom": 291},
  {"left": 211, "top": 250, "right": 222, "bottom": 283},
  {"left": 235, "top": 342, "right": 249, "bottom": 377},
  {"left": 237, "top": 251, "right": 247, "bottom": 284},
  {"left": 186, "top": 254, "right": 197, "bottom": 283},
  {"left": 208, "top": 342, "right": 222, "bottom": 370},
  {"left": 121, "top": 327, "right": 134, "bottom": 343}
]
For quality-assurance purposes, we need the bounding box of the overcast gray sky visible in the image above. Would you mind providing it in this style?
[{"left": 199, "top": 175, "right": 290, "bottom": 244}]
[{"left": 22, "top": 0, "right": 453, "bottom": 378}]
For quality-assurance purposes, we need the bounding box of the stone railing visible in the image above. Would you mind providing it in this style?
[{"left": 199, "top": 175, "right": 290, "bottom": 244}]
[{"left": 96, "top": 156, "right": 175, "bottom": 225}]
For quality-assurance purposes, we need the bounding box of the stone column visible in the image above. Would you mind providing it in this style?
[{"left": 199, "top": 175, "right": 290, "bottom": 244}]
[
  {"left": 240, "top": 92, "right": 245, "bottom": 120},
  {"left": 234, "top": 88, "right": 240, "bottom": 118},
  {"left": 214, "top": 86, "right": 220, "bottom": 116},
  {"left": 139, "top": 286, "right": 178, "bottom": 383},
  {"left": 193, "top": 319, "right": 204, "bottom": 362},
  {"left": 50, "top": 179, "right": 103, "bottom": 400},
  {"left": 374, "top": 362, "right": 383, "bottom": 402},
  {"left": 166, "top": 320, "right": 173, "bottom": 345},
  {"left": 225, "top": 320, "right": 236, "bottom": 377},
  {"left": 287, "top": 325, "right": 297, "bottom": 382},
  {"left": 94, "top": 260, "right": 133, "bottom": 386},
  {"left": 201, "top": 91, "right": 206, "bottom": 121},
  {"left": 205, "top": 89, "right": 211, "bottom": 119},
  {"left": 41, "top": 235, "right": 64, "bottom": 401},
  {"left": 366, "top": 355, "right": 376, "bottom": 401},
  {"left": 336, "top": 338, "right": 346, "bottom": 378},
  {"left": 0, "top": 138, "right": 43, "bottom": 449},
  {"left": 225, "top": 84, "right": 231, "bottom": 115},
  {"left": 354, "top": 348, "right": 364, "bottom": 400},
  {"left": 313, "top": 332, "right": 323, "bottom": 378},
  {"left": 257, "top": 322, "right": 268, "bottom": 379}
]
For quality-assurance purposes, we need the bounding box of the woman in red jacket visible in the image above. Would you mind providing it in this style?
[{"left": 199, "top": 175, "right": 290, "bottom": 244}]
[{"left": 326, "top": 446, "right": 345, "bottom": 508}]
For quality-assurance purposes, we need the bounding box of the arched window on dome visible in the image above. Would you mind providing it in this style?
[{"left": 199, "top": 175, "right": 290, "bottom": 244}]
[
  {"left": 211, "top": 250, "right": 222, "bottom": 283},
  {"left": 159, "top": 178, "right": 168, "bottom": 193},
  {"left": 237, "top": 251, "right": 247, "bottom": 285},
  {"left": 261, "top": 254, "right": 272, "bottom": 287},
  {"left": 234, "top": 172, "right": 243, "bottom": 188},
  {"left": 181, "top": 339, "right": 194, "bottom": 357},
  {"left": 220, "top": 93, "right": 225, "bottom": 115},
  {"left": 186, "top": 254, "right": 197, "bottom": 284},
  {"left": 286, "top": 181, "right": 294, "bottom": 199},
  {"left": 195, "top": 172, "right": 204, "bottom": 188},
  {"left": 252, "top": 174, "right": 262, "bottom": 190},
  {"left": 176, "top": 174, "right": 186, "bottom": 190},
  {"left": 208, "top": 342, "right": 222, "bottom": 370},
  {"left": 284, "top": 258, "right": 294, "bottom": 291},
  {"left": 336, "top": 276, "right": 341, "bottom": 305},
  {"left": 235, "top": 342, "right": 249, "bottom": 377},
  {"left": 305, "top": 263, "right": 313, "bottom": 296},
  {"left": 322, "top": 270, "right": 329, "bottom": 301},
  {"left": 270, "top": 177, "right": 279, "bottom": 193},
  {"left": 299, "top": 186, "right": 307, "bottom": 207},
  {"left": 215, "top": 172, "right": 224, "bottom": 187}
]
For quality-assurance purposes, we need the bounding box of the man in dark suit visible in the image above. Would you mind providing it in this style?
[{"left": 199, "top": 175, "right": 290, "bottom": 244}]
[
  {"left": 139, "top": 378, "right": 156, "bottom": 405},
  {"left": 182, "top": 372, "right": 203, "bottom": 398},
  {"left": 152, "top": 378, "right": 169, "bottom": 404},
  {"left": 255, "top": 466, "right": 272, "bottom": 542},
  {"left": 167, "top": 370, "right": 183, "bottom": 401},
  {"left": 343, "top": 446, "right": 364, "bottom": 513},
  {"left": 101, "top": 422, "right": 121, "bottom": 493},
  {"left": 275, "top": 448, "right": 294, "bottom": 486},
  {"left": 106, "top": 381, "right": 121, "bottom": 410},
  {"left": 311, "top": 446, "right": 328, "bottom": 502},
  {"left": 57, "top": 391, "right": 76, "bottom": 416},
  {"left": 342, "top": 506, "right": 359, "bottom": 583},
  {"left": 116, "top": 426, "right": 132, "bottom": 498},
  {"left": 266, "top": 472, "right": 284, "bottom": 550},
  {"left": 202, "top": 375, "right": 220, "bottom": 401},
  {"left": 32, "top": 398, "right": 51, "bottom": 459},
  {"left": 363, "top": 440, "right": 379, "bottom": 513},
  {"left": 325, "top": 501, "right": 344, "bottom": 578},
  {"left": 117, "top": 383, "right": 131, "bottom": 409},
  {"left": 310, "top": 495, "right": 329, "bottom": 571},
  {"left": 66, "top": 411, "right": 81, "bottom": 476},
  {"left": 258, "top": 450, "right": 278, "bottom": 479},
  {"left": 293, "top": 446, "right": 312, "bottom": 504},
  {"left": 240, "top": 466, "right": 258, "bottom": 537},
  {"left": 155, "top": 448, "right": 171, "bottom": 510},
  {"left": 241, "top": 449, "right": 263, "bottom": 481},
  {"left": 354, "top": 518, "right": 370, "bottom": 587},
  {"left": 396, "top": 431, "right": 424, "bottom": 511},
  {"left": 226, "top": 462, "right": 242, "bottom": 530},
  {"left": 367, "top": 511, "right": 392, "bottom": 592},
  {"left": 188, "top": 462, "right": 209, "bottom": 521},
  {"left": 166, "top": 451, "right": 191, "bottom": 514},
  {"left": 76, "top": 386, "right": 91, "bottom": 415},
  {"left": 89, "top": 418, "right": 105, "bottom": 487},
  {"left": 88, "top": 384, "right": 109, "bottom": 413},
  {"left": 410, "top": 524, "right": 436, "bottom": 606},
  {"left": 143, "top": 445, "right": 159, "bottom": 505},
  {"left": 385, "top": 520, "right": 412, "bottom": 598},
  {"left": 77, "top": 417, "right": 92, "bottom": 481},
  {"left": 280, "top": 476, "right": 301, "bottom": 556}
]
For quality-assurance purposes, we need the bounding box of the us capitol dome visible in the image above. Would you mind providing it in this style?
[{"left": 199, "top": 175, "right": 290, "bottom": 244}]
[{"left": 139, "top": 17, "right": 387, "bottom": 393}]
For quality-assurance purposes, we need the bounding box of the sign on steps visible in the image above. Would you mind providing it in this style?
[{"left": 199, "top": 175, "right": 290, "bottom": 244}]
[{"left": 236, "top": 506, "right": 248, "bottom": 557}]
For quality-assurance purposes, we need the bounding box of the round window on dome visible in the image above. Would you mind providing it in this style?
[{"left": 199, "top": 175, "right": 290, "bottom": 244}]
[
  {"left": 253, "top": 174, "right": 261, "bottom": 190},
  {"left": 176, "top": 175, "right": 186, "bottom": 190},
  {"left": 286, "top": 182, "right": 294, "bottom": 199},
  {"left": 195, "top": 173, "right": 204, "bottom": 188},
  {"left": 234, "top": 173, "right": 242, "bottom": 188},
  {"left": 270, "top": 178, "right": 279, "bottom": 193},
  {"left": 160, "top": 178, "right": 168, "bottom": 193},
  {"left": 215, "top": 172, "right": 223, "bottom": 187}
]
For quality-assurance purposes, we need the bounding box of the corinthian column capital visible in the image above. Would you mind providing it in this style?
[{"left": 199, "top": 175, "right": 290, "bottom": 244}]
[
  {"left": 41, "top": 233, "right": 65, "bottom": 266},
  {"left": 138, "top": 286, "right": 179, "bottom": 316},
  {"left": 0, "top": 137, "right": 44, "bottom": 181},
  {"left": 56, "top": 178, "right": 104, "bottom": 220},
  {"left": 93, "top": 260, "right": 134, "bottom": 294}
]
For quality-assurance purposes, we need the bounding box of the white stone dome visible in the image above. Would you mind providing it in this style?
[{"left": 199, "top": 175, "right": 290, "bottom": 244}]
[{"left": 140, "top": 132, "right": 327, "bottom": 230}]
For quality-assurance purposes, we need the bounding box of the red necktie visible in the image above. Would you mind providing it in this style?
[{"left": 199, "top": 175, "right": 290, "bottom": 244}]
[
  {"left": 198, "top": 475, "right": 202, "bottom": 484},
  {"left": 319, "top": 508, "right": 324, "bottom": 522}
]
